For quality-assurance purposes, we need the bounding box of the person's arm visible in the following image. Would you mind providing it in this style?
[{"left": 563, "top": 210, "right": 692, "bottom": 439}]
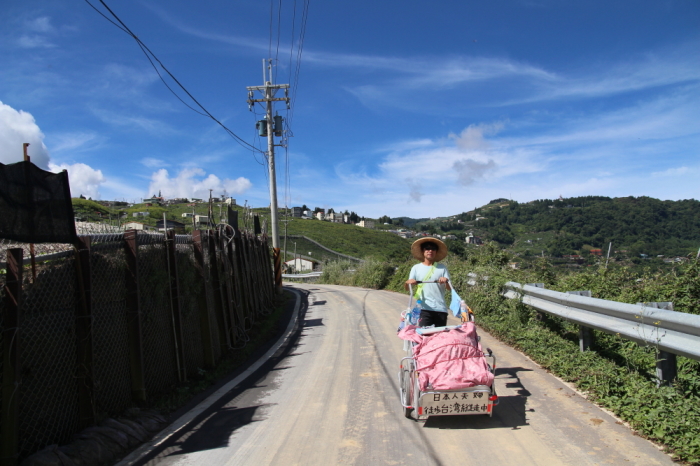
[{"left": 405, "top": 266, "right": 418, "bottom": 291}]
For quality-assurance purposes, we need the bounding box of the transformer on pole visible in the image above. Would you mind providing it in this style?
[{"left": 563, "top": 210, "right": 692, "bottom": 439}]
[{"left": 246, "top": 59, "right": 290, "bottom": 294}]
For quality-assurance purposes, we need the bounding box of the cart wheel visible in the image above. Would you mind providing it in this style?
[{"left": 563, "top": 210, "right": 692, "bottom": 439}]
[{"left": 402, "top": 369, "right": 414, "bottom": 419}]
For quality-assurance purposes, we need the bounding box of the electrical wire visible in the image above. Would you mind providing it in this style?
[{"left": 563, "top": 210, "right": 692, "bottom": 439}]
[
  {"left": 288, "top": 0, "right": 309, "bottom": 129},
  {"left": 274, "top": 0, "right": 283, "bottom": 83},
  {"left": 85, "top": 0, "right": 265, "bottom": 155}
]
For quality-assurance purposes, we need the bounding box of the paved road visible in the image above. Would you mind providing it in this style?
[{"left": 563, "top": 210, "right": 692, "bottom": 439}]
[{"left": 124, "top": 283, "right": 674, "bottom": 466}]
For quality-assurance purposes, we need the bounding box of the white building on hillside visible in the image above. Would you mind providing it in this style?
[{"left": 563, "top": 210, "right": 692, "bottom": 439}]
[{"left": 284, "top": 258, "right": 314, "bottom": 272}]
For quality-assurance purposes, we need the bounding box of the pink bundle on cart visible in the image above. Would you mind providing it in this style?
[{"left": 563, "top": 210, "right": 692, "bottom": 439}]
[{"left": 398, "top": 322, "right": 494, "bottom": 391}]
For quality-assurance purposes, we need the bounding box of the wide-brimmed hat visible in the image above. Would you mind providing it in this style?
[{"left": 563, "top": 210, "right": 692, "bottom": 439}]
[{"left": 411, "top": 237, "right": 448, "bottom": 262}]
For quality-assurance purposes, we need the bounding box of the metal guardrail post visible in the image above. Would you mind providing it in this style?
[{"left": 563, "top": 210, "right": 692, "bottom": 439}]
[
  {"left": 567, "top": 291, "right": 593, "bottom": 351},
  {"left": 192, "top": 231, "right": 216, "bottom": 369},
  {"left": 640, "top": 302, "right": 677, "bottom": 386},
  {"left": 656, "top": 351, "right": 677, "bottom": 387},
  {"left": 74, "top": 237, "right": 96, "bottom": 429},
  {"left": 1, "top": 248, "right": 23, "bottom": 466},
  {"left": 166, "top": 230, "right": 187, "bottom": 381},
  {"left": 123, "top": 230, "right": 146, "bottom": 403}
]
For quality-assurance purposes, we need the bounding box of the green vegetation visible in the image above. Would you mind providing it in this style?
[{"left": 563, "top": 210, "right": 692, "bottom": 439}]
[
  {"left": 467, "top": 196, "right": 699, "bottom": 258},
  {"left": 318, "top": 259, "right": 395, "bottom": 289},
  {"left": 71, "top": 198, "right": 114, "bottom": 221},
  {"left": 286, "top": 218, "right": 410, "bottom": 262}
]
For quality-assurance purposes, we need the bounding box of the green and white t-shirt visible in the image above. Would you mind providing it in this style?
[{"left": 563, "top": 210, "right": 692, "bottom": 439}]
[{"left": 409, "top": 263, "right": 450, "bottom": 313}]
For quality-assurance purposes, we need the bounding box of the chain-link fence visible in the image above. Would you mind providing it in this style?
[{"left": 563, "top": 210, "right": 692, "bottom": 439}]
[{"left": 0, "top": 227, "right": 276, "bottom": 462}]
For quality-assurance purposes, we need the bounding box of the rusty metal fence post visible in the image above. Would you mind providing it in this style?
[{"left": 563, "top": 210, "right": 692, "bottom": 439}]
[
  {"left": 73, "top": 237, "right": 96, "bottom": 429},
  {"left": 124, "top": 230, "right": 146, "bottom": 403},
  {"left": 1, "top": 249, "right": 23, "bottom": 466},
  {"left": 192, "top": 231, "right": 216, "bottom": 369},
  {"left": 208, "top": 230, "right": 230, "bottom": 352},
  {"left": 166, "top": 230, "right": 187, "bottom": 382}
]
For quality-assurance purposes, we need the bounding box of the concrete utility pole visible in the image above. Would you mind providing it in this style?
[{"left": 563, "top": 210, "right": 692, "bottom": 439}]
[{"left": 247, "top": 59, "right": 290, "bottom": 293}]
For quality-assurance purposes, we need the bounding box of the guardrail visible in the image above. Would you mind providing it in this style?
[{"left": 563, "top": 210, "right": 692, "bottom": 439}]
[
  {"left": 502, "top": 281, "right": 700, "bottom": 385},
  {"left": 282, "top": 271, "right": 322, "bottom": 279}
]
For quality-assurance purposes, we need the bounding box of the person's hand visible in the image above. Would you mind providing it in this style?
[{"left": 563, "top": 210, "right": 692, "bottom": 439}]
[
  {"left": 405, "top": 279, "right": 418, "bottom": 286},
  {"left": 437, "top": 277, "right": 449, "bottom": 284},
  {"left": 460, "top": 311, "right": 469, "bottom": 322}
]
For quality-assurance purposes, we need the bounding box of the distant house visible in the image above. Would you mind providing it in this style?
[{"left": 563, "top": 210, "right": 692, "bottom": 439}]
[
  {"left": 224, "top": 197, "right": 236, "bottom": 206},
  {"left": 194, "top": 215, "right": 209, "bottom": 225},
  {"left": 589, "top": 249, "right": 603, "bottom": 256},
  {"left": 123, "top": 222, "right": 155, "bottom": 231},
  {"left": 326, "top": 212, "right": 341, "bottom": 223},
  {"left": 356, "top": 220, "right": 374, "bottom": 228},
  {"left": 315, "top": 211, "right": 325, "bottom": 221},
  {"left": 284, "top": 258, "right": 315, "bottom": 272},
  {"left": 132, "top": 212, "right": 150, "bottom": 218},
  {"left": 181, "top": 212, "right": 194, "bottom": 218},
  {"left": 291, "top": 207, "right": 303, "bottom": 217},
  {"left": 466, "top": 234, "right": 483, "bottom": 245},
  {"left": 156, "top": 219, "right": 186, "bottom": 232}
]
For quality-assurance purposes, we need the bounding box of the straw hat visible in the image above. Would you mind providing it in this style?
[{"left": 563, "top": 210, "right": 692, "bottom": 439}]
[{"left": 411, "top": 237, "right": 448, "bottom": 262}]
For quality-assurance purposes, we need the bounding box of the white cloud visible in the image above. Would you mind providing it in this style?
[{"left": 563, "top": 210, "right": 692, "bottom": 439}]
[
  {"left": 453, "top": 158, "right": 497, "bottom": 186},
  {"left": 91, "top": 107, "right": 174, "bottom": 135},
  {"left": 0, "top": 101, "right": 50, "bottom": 168},
  {"left": 17, "top": 35, "right": 55, "bottom": 48},
  {"left": 0, "top": 101, "right": 107, "bottom": 199},
  {"left": 651, "top": 166, "right": 696, "bottom": 177},
  {"left": 17, "top": 17, "right": 58, "bottom": 48},
  {"left": 49, "top": 162, "right": 106, "bottom": 199},
  {"left": 148, "top": 168, "right": 252, "bottom": 200},
  {"left": 50, "top": 132, "right": 101, "bottom": 153},
  {"left": 27, "top": 16, "right": 55, "bottom": 33},
  {"left": 141, "top": 157, "right": 169, "bottom": 168},
  {"left": 451, "top": 122, "right": 504, "bottom": 150}
]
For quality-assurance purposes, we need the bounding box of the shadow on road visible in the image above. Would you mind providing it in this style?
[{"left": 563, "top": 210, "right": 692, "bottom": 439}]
[
  {"left": 303, "top": 318, "right": 324, "bottom": 327},
  {"left": 175, "top": 405, "right": 265, "bottom": 454},
  {"left": 423, "top": 366, "right": 533, "bottom": 430}
]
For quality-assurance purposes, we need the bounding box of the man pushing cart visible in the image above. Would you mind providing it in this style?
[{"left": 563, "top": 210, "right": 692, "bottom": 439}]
[{"left": 398, "top": 238, "right": 498, "bottom": 420}]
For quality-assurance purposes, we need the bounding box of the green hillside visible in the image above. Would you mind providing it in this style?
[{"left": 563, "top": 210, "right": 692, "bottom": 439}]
[
  {"left": 411, "top": 196, "right": 700, "bottom": 260},
  {"left": 286, "top": 218, "right": 410, "bottom": 262}
]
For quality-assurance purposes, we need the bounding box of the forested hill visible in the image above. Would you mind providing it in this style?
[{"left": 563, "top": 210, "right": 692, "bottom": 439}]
[{"left": 468, "top": 196, "right": 700, "bottom": 257}]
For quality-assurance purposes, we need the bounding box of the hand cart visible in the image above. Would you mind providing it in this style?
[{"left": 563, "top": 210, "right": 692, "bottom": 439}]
[{"left": 398, "top": 282, "right": 498, "bottom": 420}]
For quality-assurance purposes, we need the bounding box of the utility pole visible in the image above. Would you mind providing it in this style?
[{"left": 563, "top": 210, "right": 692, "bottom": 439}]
[{"left": 247, "top": 59, "right": 290, "bottom": 294}]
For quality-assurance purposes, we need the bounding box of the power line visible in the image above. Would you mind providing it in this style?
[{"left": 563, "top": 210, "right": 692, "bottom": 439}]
[
  {"left": 85, "top": 0, "right": 265, "bottom": 155},
  {"left": 275, "top": 0, "right": 283, "bottom": 81}
]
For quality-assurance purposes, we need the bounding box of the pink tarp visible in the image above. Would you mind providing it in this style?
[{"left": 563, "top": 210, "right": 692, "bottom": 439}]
[{"left": 398, "top": 322, "right": 494, "bottom": 391}]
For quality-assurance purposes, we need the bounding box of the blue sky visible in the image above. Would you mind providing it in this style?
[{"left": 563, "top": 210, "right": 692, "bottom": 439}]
[{"left": 1, "top": 0, "right": 698, "bottom": 218}]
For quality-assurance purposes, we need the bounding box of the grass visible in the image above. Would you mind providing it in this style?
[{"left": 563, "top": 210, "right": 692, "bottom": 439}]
[{"left": 286, "top": 217, "right": 411, "bottom": 262}]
